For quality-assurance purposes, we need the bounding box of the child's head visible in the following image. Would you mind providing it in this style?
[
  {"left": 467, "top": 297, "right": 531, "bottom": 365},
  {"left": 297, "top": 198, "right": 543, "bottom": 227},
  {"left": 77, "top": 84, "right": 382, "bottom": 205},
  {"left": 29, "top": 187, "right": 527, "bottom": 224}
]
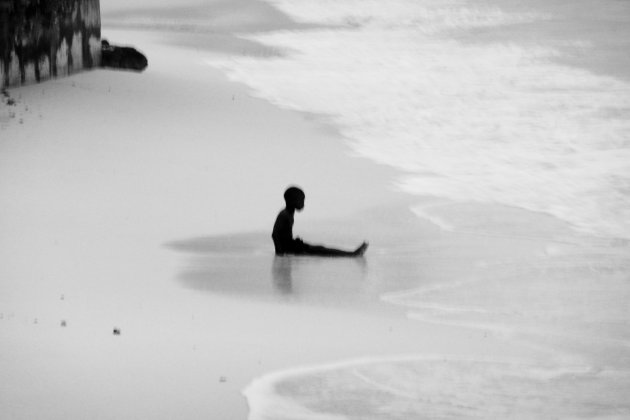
[{"left": 284, "top": 186, "right": 305, "bottom": 210}]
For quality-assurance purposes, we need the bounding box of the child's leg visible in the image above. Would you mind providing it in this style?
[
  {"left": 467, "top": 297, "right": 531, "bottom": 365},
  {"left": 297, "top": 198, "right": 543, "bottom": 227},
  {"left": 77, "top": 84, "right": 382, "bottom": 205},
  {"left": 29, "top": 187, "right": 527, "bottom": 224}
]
[{"left": 302, "top": 242, "right": 368, "bottom": 257}]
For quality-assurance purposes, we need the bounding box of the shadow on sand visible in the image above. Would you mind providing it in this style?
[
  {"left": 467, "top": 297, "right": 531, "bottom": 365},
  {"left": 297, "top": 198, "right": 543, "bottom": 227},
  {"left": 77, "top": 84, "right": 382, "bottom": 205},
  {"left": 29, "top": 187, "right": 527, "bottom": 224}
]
[{"left": 165, "top": 232, "right": 375, "bottom": 306}]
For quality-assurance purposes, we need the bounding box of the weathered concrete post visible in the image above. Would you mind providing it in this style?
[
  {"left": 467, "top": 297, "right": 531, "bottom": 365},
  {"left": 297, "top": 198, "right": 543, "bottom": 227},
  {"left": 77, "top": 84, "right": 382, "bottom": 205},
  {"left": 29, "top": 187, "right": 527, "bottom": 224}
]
[
  {"left": 0, "top": 0, "right": 12, "bottom": 86},
  {"left": 0, "top": 0, "right": 101, "bottom": 89}
]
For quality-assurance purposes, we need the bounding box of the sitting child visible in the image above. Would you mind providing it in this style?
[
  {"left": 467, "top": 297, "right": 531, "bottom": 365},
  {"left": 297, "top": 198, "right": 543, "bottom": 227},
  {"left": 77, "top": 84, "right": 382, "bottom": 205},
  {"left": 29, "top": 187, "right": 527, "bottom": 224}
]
[{"left": 272, "top": 186, "right": 368, "bottom": 257}]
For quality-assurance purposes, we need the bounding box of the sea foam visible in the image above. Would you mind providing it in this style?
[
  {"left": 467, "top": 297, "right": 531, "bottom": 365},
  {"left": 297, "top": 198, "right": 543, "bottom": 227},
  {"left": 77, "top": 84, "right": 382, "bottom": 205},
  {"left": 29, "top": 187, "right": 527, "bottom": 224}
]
[
  {"left": 244, "top": 355, "right": 630, "bottom": 420},
  {"left": 208, "top": 0, "right": 630, "bottom": 239}
]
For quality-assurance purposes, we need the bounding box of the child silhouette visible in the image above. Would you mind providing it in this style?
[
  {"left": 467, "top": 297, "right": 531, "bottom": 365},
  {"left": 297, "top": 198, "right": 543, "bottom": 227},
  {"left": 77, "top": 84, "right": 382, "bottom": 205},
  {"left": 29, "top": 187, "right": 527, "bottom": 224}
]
[{"left": 272, "top": 186, "right": 368, "bottom": 257}]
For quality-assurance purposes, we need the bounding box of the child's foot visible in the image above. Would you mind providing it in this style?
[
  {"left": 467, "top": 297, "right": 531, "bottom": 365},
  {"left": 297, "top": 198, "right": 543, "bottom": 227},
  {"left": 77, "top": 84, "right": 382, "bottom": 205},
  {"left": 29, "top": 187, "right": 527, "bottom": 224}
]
[{"left": 353, "top": 242, "right": 369, "bottom": 256}]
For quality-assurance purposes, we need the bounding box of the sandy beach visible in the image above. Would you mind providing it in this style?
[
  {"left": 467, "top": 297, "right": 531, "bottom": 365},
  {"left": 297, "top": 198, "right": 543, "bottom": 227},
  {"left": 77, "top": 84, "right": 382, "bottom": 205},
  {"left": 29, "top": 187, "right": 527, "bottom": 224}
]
[{"left": 2, "top": 0, "right": 629, "bottom": 419}]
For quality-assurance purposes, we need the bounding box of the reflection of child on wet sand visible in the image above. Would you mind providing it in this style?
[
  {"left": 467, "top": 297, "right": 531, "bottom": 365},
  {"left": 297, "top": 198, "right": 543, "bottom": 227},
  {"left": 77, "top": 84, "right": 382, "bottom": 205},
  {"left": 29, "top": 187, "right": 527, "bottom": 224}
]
[{"left": 272, "top": 186, "right": 368, "bottom": 257}]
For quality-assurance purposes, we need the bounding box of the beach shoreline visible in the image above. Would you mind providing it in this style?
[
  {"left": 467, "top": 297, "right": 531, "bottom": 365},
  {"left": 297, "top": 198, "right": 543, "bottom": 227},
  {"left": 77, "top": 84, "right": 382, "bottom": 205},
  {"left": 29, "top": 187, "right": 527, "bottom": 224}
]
[
  {"left": 2, "top": 0, "right": 629, "bottom": 418},
  {"left": 0, "top": 17, "right": 421, "bottom": 417},
  {"left": 0, "top": 27, "right": 543, "bottom": 420}
]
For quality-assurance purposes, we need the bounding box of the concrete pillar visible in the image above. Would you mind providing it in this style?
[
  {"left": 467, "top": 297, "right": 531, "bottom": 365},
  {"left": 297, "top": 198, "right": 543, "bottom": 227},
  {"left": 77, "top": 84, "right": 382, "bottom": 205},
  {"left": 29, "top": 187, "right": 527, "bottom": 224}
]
[{"left": 0, "top": 0, "right": 101, "bottom": 89}]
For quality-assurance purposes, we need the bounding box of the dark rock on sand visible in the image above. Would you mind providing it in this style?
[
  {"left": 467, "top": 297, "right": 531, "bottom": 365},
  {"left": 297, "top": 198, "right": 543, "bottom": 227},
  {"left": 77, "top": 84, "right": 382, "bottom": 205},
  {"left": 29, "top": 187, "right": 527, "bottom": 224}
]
[{"left": 101, "top": 40, "right": 148, "bottom": 72}]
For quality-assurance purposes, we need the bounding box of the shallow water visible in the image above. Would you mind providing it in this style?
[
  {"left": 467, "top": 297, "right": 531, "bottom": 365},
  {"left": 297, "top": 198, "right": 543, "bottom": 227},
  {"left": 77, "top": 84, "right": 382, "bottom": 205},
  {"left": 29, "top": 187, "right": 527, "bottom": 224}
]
[
  {"left": 245, "top": 356, "right": 630, "bottom": 420},
  {"left": 169, "top": 204, "right": 630, "bottom": 419}
]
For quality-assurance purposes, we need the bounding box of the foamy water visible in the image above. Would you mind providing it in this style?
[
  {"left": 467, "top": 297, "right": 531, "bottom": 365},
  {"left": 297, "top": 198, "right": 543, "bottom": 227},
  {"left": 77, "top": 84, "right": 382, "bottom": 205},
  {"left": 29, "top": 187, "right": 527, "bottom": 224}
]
[
  {"left": 209, "top": 0, "right": 630, "bottom": 240},
  {"left": 200, "top": 0, "right": 630, "bottom": 418},
  {"left": 244, "top": 355, "right": 630, "bottom": 420}
]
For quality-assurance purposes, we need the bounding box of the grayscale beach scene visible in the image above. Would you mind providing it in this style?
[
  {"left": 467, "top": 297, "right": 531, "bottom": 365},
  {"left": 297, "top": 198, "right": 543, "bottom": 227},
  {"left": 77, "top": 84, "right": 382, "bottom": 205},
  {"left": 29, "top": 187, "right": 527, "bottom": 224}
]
[{"left": 2, "top": 0, "right": 629, "bottom": 418}]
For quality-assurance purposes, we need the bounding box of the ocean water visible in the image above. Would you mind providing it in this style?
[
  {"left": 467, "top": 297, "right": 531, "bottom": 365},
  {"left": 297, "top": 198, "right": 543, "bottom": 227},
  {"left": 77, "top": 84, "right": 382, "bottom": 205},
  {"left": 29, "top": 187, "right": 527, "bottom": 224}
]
[
  {"left": 199, "top": 0, "right": 630, "bottom": 418},
  {"left": 210, "top": 0, "right": 630, "bottom": 240}
]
